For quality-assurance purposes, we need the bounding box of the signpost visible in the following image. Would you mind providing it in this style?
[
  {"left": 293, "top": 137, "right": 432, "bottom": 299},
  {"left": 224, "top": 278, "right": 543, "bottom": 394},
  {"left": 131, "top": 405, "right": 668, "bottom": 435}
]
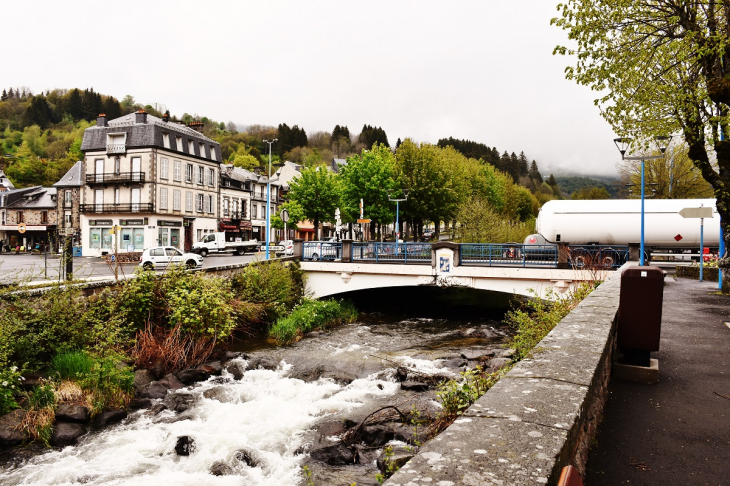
[
  {"left": 680, "top": 206, "right": 714, "bottom": 281},
  {"left": 280, "top": 209, "right": 289, "bottom": 241}
]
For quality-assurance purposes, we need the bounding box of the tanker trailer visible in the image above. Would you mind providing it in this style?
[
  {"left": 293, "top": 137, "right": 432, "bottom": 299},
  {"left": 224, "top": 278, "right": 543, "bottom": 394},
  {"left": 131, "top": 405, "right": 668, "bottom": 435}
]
[{"left": 524, "top": 198, "right": 719, "bottom": 266}]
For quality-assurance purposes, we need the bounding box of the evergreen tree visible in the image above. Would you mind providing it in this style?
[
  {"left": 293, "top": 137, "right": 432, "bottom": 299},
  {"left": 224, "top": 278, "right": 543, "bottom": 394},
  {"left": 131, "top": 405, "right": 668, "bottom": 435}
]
[
  {"left": 529, "top": 160, "right": 543, "bottom": 184},
  {"left": 1, "top": 89, "right": 6, "bottom": 101},
  {"left": 22, "top": 95, "right": 55, "bottom": 129},
  {"left": 518, "top": 151, "right": 529, "bottom": 177},
  {"left": 65, "top": 89, "right": 83, "bottom": 121},
  {"left": 8, "top": 88, "right": 14, "bottom": 98},
  {"left": 396, "top": 137, "right": 402, "bottom": 149},
  {"left": 102, "top": 96, "right": 123, "bottom": 120}
]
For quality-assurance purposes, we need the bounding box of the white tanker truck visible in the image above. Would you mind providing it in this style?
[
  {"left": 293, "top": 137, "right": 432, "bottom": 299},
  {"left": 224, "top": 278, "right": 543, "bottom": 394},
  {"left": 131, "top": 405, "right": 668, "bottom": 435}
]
[{"left": 524, "top": 198, "right": 720, "bottom": 265}]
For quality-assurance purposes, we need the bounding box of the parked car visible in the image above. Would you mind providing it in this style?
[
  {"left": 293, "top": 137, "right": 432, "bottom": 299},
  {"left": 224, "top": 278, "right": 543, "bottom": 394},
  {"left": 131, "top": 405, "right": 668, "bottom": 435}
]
[
  {"left": 423, "top": 230, "right": 435, "bottom": 240},
  {"left": 139, "top": 246, "right": 203, "bottom": 270},
  {"left": 278, "top": 240, "right": 294, "bottom": 256},
  {"left": 307, "top": 241, "right": 340, "bottom": 261}
]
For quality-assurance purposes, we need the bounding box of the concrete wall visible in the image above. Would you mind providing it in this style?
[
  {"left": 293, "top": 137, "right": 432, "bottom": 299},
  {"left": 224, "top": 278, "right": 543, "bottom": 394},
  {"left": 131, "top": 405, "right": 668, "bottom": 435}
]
[{"left": 386, "top": 265, "right": 622, "bottom": 486}]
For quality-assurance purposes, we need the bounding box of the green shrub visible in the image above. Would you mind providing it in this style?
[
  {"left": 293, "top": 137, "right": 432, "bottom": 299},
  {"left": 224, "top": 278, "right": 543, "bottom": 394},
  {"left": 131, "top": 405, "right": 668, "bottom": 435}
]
[
  {"left": 436, "top": 366, "right": 504, "bottom": 420},
  {"left": 29, "top": 383, "right": 56, "bottom": 410},
  {"left": 0, "top": 364, "right": 23, "bottom": 416},
  {"left": 232, "top": 260, "right": 306, "bottom": 320},
  {"left": 270, "top": 299, "right": 358, "bottom": 345},
  {"left": 78, "top": 354, "right": 134, "bottom": 415},
  {"left": 167, "top": 273, "right": 237, "bottom": 342}
]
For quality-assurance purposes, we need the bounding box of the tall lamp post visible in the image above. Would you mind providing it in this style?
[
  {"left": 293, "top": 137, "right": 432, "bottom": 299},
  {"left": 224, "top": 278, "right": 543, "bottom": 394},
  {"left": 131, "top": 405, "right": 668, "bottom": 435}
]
[
  {"left": 263, "top": 138, "right": 277, "bottom": 260},
  {"left": 387, "top": 189, "right": 409, "bottom": 253},
  {"left": 613, "top": 135, "right": 672, "bottom": 265}
]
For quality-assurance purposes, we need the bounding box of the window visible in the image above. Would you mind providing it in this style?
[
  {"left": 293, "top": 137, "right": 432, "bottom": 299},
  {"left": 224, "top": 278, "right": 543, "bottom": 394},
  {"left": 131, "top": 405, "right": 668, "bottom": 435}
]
[
  {"left": 210, "top": 146, "right": 217, "bottom": 161},
  {"left": 208, "top": 168, "right": 215, "bottom": 187},
  {"left": 232, "top": 199, "right": 238, "bottom": 217},
  {"left": 114, "top": 188, "right": 120, "bottom": 205},
  {"left": 41, "top": 211, "right": 48, "bottom": 224},
  {"left": 241, "top": 200, "right": 247, "bottom": 218},
  {"left": 199, "top": 143, "right": 206, "bottom": 158},
  {"left": 197, "top": 166, "right": 204, "bottom": 185},
  {"left": 64, "top": 190, "right": 73, "bottom": 207},
  {"left": 252, "top": 205, "right": 257, "bottom": 219},
  {"left": 173, "top": 189, "right": 181, "bottom": 211},
  {"left": 196, "top": 194, "right": 204, "bottom": 212},
  {"left": 160, "top": 187, "right": 168, "bottom": 210},
  {"left": 186, "top": 164, "right": 193, "bottom": 183},
  {"left": 223, "top": 198, "right": 229, "bottom": 216},
  {"left": 16, "top": 211, "right": 24, "bottom": 223},
  {"left": 186, "top": 192, "right": 193, "bottom": 212},
  {"left": 189, "top": 140, "right": 195, "bottom": 155},
  {"left": 208, "top": 195, "right": 214, "bottom": 214},
  {"left": 163, "top": 133, "right": 170, "bottom": 149},
  {"left": 64, "top": 211, "right": 72, "bottom": 227},
  {"left": 176, "top": 137, "right": 183, "bottom": 152},
  {"left": 114, "top": 157, "right": 121, "bottom": 175},
  {"left": 160, "top": 158, "right": 169, "bottom": 179}
]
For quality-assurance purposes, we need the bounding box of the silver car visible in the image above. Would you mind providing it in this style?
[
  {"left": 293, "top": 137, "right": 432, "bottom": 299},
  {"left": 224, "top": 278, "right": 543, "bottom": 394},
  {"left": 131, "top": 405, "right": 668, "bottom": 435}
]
[{"left": 139, "top": 246, "right": 203, "bottom": 270}]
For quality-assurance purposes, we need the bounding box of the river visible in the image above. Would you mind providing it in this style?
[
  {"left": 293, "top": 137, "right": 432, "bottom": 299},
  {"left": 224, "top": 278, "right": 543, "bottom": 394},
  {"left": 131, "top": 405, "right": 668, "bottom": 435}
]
[{"left": 1, "top": 287, "right": 516, "bottom": 486}]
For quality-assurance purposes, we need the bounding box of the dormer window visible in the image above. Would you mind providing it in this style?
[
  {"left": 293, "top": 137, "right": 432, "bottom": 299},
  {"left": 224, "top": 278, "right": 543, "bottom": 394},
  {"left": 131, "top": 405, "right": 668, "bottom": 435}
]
[
  {"left": 176, "top": 136, "right": 183, "bottom": 152},
  {"left": 199, "top": 143, "right": 207, "bottom": 158},
  {"left": 189, "top": 140, "right": 195, "bottom": 155},
  {"left": 106, "top": 133, "right": 126, "bottom": 155},
  {"left": 210, "top": 146, "right": 217, "bottom": 161},
  {"left": 163, "top": 133, "right": 170, "bottom": 149}
]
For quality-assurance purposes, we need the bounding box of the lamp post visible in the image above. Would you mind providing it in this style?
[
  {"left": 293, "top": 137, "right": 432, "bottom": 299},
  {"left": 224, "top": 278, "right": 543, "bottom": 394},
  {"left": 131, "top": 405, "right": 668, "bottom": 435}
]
[
  {"left": 613, "top": 135, "right": 672, "bottom": 265},
  {"left": 263, "top": 138, "right": 277, "bottom": 260},
  {"left": 387, "top": 189, "right": 409, "bottom": 253}
]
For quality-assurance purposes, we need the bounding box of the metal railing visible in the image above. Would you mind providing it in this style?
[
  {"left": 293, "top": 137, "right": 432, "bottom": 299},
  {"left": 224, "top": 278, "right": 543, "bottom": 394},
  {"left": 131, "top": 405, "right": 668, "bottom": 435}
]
[
  {"left": 460, "top": 243, "right": 558, "bottom": 267},
  {"left": 106, "top": 143, "right": 126, "bottom": 154},
  {"left": 79, "top": 203, "right": 154, "bottom": 214},
  {"left": 566, "top": 245, "right": 629, "bottom": 269},
  {"left": 352, "top": 242, "right": 432, "bottom": 263},
  {"left": 86, "top": 172, "right": 145, "bottom": 184},
  {"left": 303, "top": 241, "right": 342, "bottom": 261}
]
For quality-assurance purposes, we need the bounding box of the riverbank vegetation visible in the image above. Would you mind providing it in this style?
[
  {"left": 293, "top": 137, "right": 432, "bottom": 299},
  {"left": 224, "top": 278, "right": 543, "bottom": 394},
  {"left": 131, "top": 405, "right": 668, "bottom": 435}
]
[
  {"left": 0, "top": 260, "right": 308, "bottom": 440},
  {"left": 270, "top": 299, "right": 358, "bottom": 345}
]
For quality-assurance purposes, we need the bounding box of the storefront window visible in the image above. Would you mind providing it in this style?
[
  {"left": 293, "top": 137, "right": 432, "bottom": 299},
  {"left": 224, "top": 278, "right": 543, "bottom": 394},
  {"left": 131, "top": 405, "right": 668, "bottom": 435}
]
[{"left": 89, "top": 228, "right": 102, "bottom": 249}]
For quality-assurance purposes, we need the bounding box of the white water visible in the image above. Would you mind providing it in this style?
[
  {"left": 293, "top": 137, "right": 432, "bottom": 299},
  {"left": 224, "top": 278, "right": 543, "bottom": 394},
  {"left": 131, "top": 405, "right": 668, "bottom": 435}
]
[{"left": 1, "top": 359, "right": 404, "bottom": 486}]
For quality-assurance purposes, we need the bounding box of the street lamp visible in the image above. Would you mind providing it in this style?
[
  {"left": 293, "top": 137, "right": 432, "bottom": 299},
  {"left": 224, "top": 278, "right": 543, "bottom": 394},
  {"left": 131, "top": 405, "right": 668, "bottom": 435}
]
[
  {"left": 263, "top": 138, "right": 277, "bottom": 260},
  {"left": 387, "top": 188, "right": 409, "bottom": 252},
  {"left": 613, "top": 135, "right": 672, "bottom": 265}
]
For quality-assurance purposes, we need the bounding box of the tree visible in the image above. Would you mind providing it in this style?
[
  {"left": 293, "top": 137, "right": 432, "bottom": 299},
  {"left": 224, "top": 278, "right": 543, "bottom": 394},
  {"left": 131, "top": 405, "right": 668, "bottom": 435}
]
[
  {"left": 571, "top": 187, "right": 611, "bottom": 200},
  {"left": 271, "top": 200, "right": 306, "bottom": 230},
  {"left": 1, "top": 90, "right": 6, "bottom": 101},
  {"left": 226, "top": 121, "right": 238, "bottom": 133},
  {"left": 553, "top": 1, "right": 730, "bottom": 290},
  {"left": 287, "top": 166, "right": 339, "bottom": 239},
  {"left": 529, "top": 160, "right": 543, "bottom": 185},
  {"left": 102, "top": 96, "right": 122, "bottom": 120}
]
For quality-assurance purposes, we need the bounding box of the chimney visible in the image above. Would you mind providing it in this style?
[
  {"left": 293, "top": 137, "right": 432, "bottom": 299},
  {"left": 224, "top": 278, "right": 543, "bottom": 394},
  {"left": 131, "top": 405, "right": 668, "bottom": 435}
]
[
  {"left": 162, "top": 111, "right": 170, "bottom": 123},
  {"left": 97, "top": 113, "right": 108, "bottom": 127},
  {"left": 188, "top": 121, "right": 204, "bottom": 133},
  {"left": 135, "top": 109, "right": 147, "bottom": 124}
]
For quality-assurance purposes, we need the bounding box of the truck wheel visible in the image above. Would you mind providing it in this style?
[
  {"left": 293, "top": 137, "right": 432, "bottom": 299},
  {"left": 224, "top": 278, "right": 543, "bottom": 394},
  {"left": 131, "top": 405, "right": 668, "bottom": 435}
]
[
  {"left": 200, "top": 249, "right": 208, "bottom": 257},
  {"left": 312, "top": 253, "right": 320, "bottom": 261},
  {"left": 236, "top": 247, "right": 245, "bottom": 256}
]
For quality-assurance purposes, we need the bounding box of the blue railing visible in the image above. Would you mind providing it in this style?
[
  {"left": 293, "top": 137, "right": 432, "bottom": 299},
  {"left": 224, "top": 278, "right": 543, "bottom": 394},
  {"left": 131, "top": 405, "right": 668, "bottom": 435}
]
[
  {"left": 567, "top": 245, "right": 629, "bottom": 269},
  {"left": 352, "top": 242, "right": 432, "bottom": 263},
  {"left": 460, "top": 243, "right": 558, "bottom": 267},
  {"left": 303, "top": 241, "right": 342, "bottom": 261}
]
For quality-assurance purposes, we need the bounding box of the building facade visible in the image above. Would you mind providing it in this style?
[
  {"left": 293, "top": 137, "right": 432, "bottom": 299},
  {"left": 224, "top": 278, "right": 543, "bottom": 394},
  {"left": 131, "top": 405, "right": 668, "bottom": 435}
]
[
  {"left": 0, "top": 186, "right": 58, "bottom": 250},
  {"left": 79, "top": 111, "right": 222, "bottom": 255},
  {"left": 53, "top": 161, "right": 84, "bottom": 247}
]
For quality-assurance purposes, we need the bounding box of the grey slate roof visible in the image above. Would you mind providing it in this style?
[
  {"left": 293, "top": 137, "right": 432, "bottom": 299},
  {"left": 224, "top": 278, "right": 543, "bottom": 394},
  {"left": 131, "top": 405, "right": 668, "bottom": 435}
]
[
  {"left": 1, "top": 186, "right": 57, "bottom": 209},
  {"left": 53, "top": 161, "right": 85, "bottom": 187},
  {"left": 331, "top": 158, "right": 347, "bottom": 173},
  {"left": 0, "top": 169, "right": 14, "bottom": 190},
  {"left": 80, "top": 113, "right": 222, "bottom": 162}
]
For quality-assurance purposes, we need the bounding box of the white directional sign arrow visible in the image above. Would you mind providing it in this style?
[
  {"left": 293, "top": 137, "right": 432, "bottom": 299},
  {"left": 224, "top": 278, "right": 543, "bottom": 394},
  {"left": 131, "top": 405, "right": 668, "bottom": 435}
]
[{"left": 679, "top": 207, "right": 713, "bottom": 219}]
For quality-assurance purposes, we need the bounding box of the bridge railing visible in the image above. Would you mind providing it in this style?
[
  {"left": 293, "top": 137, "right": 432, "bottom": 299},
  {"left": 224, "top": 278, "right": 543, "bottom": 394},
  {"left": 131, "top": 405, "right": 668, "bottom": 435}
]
[
  {"left": 303, "top": 241, "right": 342, "bottom": 261},
  {"left": 459, "top": 243, "right": 558, "bottom": 267},
  {"left": 352, "top": 242, "right": 432, "bottom": 263},
  {"left": 567, "top": 245, "right": 629, "bottom": 269}
]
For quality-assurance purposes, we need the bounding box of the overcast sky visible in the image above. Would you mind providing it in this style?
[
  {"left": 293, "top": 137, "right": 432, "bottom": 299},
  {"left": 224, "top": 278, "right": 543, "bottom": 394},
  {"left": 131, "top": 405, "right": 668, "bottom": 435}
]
[{"left": 5, "top": 1, "right": 620, "bottom": 177}]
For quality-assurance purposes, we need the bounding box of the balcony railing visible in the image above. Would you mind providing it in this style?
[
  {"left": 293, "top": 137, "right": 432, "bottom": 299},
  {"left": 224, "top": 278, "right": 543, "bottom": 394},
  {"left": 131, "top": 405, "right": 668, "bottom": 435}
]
[
  {"left": 106, "top": 143, "right": 126, "bottom": 154},
  {"left": 86, "top": 172, "right": 146, "bottom": 185},
  {"left": 79, "top": 203, "right": 154, "bottom": 214}
]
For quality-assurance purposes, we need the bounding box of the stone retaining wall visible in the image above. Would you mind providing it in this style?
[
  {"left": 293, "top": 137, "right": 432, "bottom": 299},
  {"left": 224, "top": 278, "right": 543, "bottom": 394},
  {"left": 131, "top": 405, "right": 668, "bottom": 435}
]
[
  {"left": 386, "top": 267, "right": 622, "bottom": 486},
  {"left": 675, "top": 264, "right": 719, "bottom": 282}
]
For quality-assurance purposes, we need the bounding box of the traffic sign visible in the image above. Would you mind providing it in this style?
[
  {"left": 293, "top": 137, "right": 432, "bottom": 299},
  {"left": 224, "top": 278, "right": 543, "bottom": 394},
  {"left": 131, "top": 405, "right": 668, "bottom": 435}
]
[
  {"left": 679, "top": 207, "right": 713, "bottom": 218},
  {"left": 280, "top": 209, "right": 289, "bottom": 223},
  {"left": 17, "top": 223, "right": 26, "bottom": 233},
  {"left": 357, "top": 219, "right": 371, "bottom": 224}
]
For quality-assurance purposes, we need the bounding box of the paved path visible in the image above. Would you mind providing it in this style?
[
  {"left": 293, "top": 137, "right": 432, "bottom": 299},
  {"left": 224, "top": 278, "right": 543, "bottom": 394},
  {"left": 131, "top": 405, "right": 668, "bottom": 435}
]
[{"left": 586, "top": 275, "right": 730, "bottom": 485}]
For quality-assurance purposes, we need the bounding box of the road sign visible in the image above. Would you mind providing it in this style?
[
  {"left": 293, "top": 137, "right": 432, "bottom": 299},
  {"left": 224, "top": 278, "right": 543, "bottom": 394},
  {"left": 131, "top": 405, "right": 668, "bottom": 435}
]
[
  {"left": 679, "top": 207, "right": 713, "bottom": 218},
  {"left": 280, "top": 209, "right": 289, "bottom": 223},
  {"left": 357, "top": 219, "right": 371, "bottom": 224},
  {"left": 17, "top": 223, "right": 26, "bottom": 233}
]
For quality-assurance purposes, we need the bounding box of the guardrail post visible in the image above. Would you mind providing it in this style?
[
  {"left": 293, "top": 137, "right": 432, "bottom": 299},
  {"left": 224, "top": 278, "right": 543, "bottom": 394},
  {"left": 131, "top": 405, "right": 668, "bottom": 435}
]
[
  {"left": 342, "top": 239, "right": 352, "bottom": 263},
  {"left": 293, "top": 238, "right": 304, "bottom": 259},
  {"left": 558, "top": 243, "right": 571, "bottom": 269}
]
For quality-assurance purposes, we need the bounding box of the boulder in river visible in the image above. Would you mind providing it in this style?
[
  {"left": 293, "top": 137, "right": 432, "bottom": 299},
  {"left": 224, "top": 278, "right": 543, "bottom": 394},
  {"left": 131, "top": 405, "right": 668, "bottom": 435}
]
[
  {"left": 234, "top": 448, "right": 260, "bottom": 468},
  {"left": 175, "top": 435, "right": 195, "bottom": 456},
  {"left": 175, "top": 368, "right": 206, "bottom": 385},
  {"left": 0, "top": 409, "right": 26, "bottom": 447},
  {"left": 93, "top": 409, "right": 127, "bottom": 428},
  {"left": 210, "top": 461, "right": 234, "bottom": 476},
  {"left": 52, "top": 422, "right": 87, "bottom": 446},
  {"left": 159, "top": 373, "right": 184, "bottom": 390},
  {"left": 376, "top": 444, "right": 415, "bottom": 475},
  {"left": 198, "top": 361, "right": 223, "bottom": 376},
  {"left": 55, "top": 403, "right": 90, "bottom": 423},
  {"left": 400, "top": 381, "right": 429, "bottom": 392},
  {"left": 133, "top": 370, "right": 154, "bottom": 395},
  {"left": 164, "top": 393, "right": 197, "bottom": 412},
  {"left": 310, "top": 442, "right": 357, "bottom": 466},
  {"left": 224, "top": 361, "right": 247, "bottom": 380},
  {"left": 203, "top": 386, "right": 233, "bottom": 403},
  {"left": 246, "top": 357, "right": 279, "bottom": 371}
]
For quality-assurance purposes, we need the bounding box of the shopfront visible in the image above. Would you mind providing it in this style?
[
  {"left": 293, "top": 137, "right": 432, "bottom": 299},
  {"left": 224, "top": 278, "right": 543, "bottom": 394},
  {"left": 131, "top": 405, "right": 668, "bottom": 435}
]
[
  {"left": 118, "top": 218, "right": 147, "bottom": 252},
  {"left": 157, "top": 220, "right": 182, "bottom": 248}
]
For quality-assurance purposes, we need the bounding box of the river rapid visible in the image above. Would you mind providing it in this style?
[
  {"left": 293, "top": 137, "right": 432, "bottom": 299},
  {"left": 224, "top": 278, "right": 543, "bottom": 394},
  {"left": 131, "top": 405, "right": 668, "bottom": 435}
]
[{"left": 1, "top": 288, "right": 515, "bottom": 486}]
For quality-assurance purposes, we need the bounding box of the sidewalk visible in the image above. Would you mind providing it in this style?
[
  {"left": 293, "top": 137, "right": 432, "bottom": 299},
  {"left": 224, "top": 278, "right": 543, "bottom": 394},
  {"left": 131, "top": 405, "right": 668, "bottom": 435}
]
[{"left": 586, "top": 275, "right": 730, "bottom": 485}]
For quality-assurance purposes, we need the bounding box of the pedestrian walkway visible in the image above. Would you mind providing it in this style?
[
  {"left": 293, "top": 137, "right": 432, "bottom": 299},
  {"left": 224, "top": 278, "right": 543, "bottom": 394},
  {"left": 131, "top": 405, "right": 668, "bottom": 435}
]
[{"left": 586, "top": 275, "right": 730, "bottom": 485}]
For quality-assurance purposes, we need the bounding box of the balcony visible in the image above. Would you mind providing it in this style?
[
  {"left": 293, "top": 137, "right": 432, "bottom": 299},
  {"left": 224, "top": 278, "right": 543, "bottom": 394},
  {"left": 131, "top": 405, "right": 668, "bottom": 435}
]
[
  {"left": 106, "top": 143, "right": 126, "bottom": 155},
  {"left": 79, "top": 203, "right": 154, "bottom": 214},
  {"left": 86, "top": 172, "right": 146, "bottom": 185},
  {"left": 229, "top": 211, "right": 250, "bottom": 221}
]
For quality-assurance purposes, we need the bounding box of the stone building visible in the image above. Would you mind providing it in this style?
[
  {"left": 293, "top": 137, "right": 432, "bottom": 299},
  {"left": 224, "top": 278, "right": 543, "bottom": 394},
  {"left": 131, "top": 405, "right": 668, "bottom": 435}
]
[
  {"left": 79, "top": 111, "right": 222, "bottom": 255},
  {"left": 0, "top": 186, "right": 57, "bottom": 250},
  {"left": 53, "top": 161, "right": 84, "bottom": 247}
]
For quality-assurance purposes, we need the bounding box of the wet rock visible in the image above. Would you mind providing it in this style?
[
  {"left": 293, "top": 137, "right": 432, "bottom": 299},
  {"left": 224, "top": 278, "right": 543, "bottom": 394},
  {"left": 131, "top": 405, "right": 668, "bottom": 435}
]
[
  {"left": 487, "top": 357, "right": 511, "bottom": 371},
  {"left": 147, "top": 403, "right": 168, "bottom": 416},
  {"left": 234, "top": 448, "right": 259, "bottom": 468},
  {"left": 460, "top": 349, "right": 492, "bottom": 361},
  {"left": 175, "top": 435, "right": 195, "bottom": 456},
  {"left": 159, "top": 373, "right": 184, "bottom": 391},
  {"left": 0, "top": 409, "right": 26, "bottom": 447},
  {"left": 342, "top": 419, "right": 358, "bottom": 429},
  {"left": 460, "top": 328, "right": 477, "bottom": 337},
  {"left": 224, "top": 361, "right": 247, "bottom": 381},
  {"left": 359, "top": 425, "right": 410, "bottom": 447},
  {"left": 497, "top": 348, "right": 516, "bottom": 359},
  {"left": 479, "top": 328, "right": 499, "bottom": 339},
  {"left": 164, "top": 393, "right": 196, "bottom": 412},
  {"left": 93, "top": 409, "right": 127, "bottom": 428},
  {"left": 55, "top": 403, "right": 90, "bottom": 423},
  {"left": 142, "top": 381, "right": 169, "bottom": 399},
  {"left": 210, "top": 461, "right": 234, "bottom": 476},
  {"left": 289, "top": 365, "right": 326, "bottom": 382},
  {"left": 316, "top": 420, "right": 347, "bottom": 438},
  {"left": 310, "top": 442, "right": 357, "bottom": 466},
  {"left": 320, "top": 370, "right": 357, "bottom": 385},
  {"left": 400, "top": 381, "right": 429, "bottom": 392},
  {"left": 225, "top": 351, "right": 245, "bottom": 360},
  {"left": 133, "top": 369, "right": 154, "bottom": 395},
  {"left": 198, "top": 361, "right": 223, "bottom": 376},
  {"left": 20, "top": 372, "right": 47, "bottom": 391},
  {"left": 52, "top": 422, "right": 86, "bottom": 446},
  {"left": 376, "top": 445, "right": 415, "bottom": 475},
  {"left": 203, "top": 386, "right": 232, "bottom": 403},
  {"left": 129, "top": 398, "right": 153, "bottom": 410},
  {"left": 175, "top": 368, "right": 206, "bottom": 385},
  {"left": 395, "top": 368, "right": 408, "bottom": 382},
  {"left": 246, "top": 357, "right": 279, "bottom": 371},
  {"left": 151, "top": 360, "right": 165, "bottom": 380}
]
